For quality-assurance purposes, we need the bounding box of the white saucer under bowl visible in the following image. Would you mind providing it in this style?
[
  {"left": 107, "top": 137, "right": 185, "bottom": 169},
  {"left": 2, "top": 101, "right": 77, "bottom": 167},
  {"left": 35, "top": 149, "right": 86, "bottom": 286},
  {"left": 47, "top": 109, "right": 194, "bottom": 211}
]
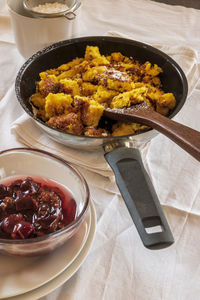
[{"left": 0, "top": 200, "right": 96, "bottom": 299}]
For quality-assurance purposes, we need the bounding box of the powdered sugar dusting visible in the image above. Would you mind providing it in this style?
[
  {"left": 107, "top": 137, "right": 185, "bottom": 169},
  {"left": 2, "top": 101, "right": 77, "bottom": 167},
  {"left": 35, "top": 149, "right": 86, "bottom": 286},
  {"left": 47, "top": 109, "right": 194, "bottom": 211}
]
[{"left": 32, "top": 2, "right": 69, "bottom": 14}]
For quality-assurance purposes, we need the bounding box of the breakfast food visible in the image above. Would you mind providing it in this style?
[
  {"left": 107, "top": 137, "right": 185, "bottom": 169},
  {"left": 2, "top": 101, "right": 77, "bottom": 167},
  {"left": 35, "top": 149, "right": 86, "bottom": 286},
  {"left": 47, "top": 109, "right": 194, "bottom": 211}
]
[
  {"left": 0, "top": 176, "right": 76, "bottom": 239},
  {"left": 30, "top": 45, "right": 176, "bottom": 137}
]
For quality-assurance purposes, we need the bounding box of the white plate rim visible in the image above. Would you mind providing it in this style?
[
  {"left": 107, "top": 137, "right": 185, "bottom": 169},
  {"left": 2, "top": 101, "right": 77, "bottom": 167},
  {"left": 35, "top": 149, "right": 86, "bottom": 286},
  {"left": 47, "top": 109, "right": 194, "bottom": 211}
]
[
  {"left": 5, "top": 199, "right": 96, "bottom": 300},
  {"left": 0, "top": 206, "right": 91, "bottom": 299}
]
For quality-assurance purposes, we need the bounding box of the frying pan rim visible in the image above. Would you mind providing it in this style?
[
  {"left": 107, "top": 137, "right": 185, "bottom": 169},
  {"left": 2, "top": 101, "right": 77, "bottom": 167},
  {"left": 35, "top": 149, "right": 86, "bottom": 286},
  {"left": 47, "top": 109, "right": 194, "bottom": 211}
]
[{"left": 15, "top": 35, "right": 188, "bottom": 141}]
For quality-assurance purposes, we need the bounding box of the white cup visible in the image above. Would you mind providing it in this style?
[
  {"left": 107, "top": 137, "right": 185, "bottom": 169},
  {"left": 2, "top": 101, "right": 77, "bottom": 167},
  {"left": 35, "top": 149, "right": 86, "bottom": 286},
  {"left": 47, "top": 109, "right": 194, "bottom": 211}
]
[{"left": 7, "top": 0, "right": 81, "bottom": 59}]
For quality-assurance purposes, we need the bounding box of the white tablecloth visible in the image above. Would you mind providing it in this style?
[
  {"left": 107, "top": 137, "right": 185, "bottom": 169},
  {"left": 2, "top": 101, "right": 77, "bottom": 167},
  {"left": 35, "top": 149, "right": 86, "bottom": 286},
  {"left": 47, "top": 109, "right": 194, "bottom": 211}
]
[{"left": 1, "top": 1, "right": 200, "bottom": 299}]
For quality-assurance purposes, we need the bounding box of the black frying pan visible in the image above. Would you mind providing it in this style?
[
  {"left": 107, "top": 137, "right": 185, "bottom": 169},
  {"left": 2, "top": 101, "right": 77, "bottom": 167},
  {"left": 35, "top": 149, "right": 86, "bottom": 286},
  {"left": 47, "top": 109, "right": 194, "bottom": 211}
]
[{"left": 15, "top": 36, "right": 188, "bottom": 249}]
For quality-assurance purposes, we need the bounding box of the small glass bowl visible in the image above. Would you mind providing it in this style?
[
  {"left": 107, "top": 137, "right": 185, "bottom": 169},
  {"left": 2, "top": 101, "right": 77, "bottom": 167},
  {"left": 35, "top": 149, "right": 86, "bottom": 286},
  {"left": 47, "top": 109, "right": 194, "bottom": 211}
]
[{"left": 0, "top": 147, "right": 90, "bottom": 257}]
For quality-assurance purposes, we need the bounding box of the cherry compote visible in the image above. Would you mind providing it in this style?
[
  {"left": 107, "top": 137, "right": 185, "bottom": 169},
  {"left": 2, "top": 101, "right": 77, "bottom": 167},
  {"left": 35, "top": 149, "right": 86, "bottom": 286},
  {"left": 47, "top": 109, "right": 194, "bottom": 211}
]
[{"left": 0, "top": 176, "right": 77, "bottom": 239}]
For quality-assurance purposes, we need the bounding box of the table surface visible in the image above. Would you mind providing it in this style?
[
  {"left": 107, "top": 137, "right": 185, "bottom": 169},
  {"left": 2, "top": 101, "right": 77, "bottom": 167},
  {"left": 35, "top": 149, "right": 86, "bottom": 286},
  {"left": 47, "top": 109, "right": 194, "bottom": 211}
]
[{"left": 0, "top": 0, "right": 200, "bottom": 300}]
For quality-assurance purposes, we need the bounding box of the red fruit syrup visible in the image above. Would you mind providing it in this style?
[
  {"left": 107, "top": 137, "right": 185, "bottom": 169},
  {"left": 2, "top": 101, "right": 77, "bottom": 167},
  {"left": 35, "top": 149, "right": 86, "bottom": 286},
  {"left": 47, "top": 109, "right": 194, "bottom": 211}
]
[{"left": 0, "top": 176, "right": 77, "bottom": 239}]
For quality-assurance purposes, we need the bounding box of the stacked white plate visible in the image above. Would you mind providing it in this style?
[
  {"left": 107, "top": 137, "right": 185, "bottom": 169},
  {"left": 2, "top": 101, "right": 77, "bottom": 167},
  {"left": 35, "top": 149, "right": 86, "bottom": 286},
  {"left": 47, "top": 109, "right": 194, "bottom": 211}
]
[{"left": 0, "top": 201, "right": 96, "bottom": 300}]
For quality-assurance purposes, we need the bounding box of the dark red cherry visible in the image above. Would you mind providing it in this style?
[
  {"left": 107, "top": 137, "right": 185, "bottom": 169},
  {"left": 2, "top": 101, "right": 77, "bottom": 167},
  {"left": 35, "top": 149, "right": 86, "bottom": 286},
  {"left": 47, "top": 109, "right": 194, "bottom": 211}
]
[
  {"left": 11, "top": 221, "right": 34, "bottom": 239},
  {"left": 1, "top": 213, "right": 23, "bottom": 234}
]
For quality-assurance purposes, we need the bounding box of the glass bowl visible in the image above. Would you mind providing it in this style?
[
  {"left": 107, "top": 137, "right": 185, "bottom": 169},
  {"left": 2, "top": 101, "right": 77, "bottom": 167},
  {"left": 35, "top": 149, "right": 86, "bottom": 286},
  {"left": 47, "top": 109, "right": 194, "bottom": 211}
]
[{"left": 0, "top": 147, "right": 90, "bottom": 256}]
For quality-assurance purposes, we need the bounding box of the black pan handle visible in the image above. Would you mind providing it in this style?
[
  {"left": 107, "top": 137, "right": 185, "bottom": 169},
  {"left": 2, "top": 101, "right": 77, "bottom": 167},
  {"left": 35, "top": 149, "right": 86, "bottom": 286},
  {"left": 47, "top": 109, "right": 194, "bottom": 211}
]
[{"left": 104, "top": 147, "right": 174, "bottom": 250}]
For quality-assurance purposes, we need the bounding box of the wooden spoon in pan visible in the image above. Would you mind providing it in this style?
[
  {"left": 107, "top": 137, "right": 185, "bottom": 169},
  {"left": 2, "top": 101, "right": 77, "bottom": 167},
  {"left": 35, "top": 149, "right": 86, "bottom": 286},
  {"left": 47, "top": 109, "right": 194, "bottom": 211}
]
[{"left": 104, "top": 102, "right": 200, "bottom": 162}]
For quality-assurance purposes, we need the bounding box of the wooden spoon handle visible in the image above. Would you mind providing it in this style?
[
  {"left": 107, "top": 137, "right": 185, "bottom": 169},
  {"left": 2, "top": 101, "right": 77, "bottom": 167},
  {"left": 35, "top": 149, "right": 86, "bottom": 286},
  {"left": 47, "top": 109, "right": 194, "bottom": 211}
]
[
  {"left": 132, "top": 110, "right": 200, "bottom": 162},
  {"left": 104, "top": 107, "right": 200, "bottom": 162}
]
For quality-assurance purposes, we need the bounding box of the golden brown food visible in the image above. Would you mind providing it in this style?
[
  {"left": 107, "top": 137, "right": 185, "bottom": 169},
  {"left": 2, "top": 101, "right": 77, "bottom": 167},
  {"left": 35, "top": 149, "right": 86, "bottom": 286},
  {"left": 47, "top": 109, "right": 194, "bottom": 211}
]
[
  {"left": 47, "top": 113, "right": 83, "bottom": 135},
  {"left": 30, "top": 45, "right": 176, "bottom": 137}
]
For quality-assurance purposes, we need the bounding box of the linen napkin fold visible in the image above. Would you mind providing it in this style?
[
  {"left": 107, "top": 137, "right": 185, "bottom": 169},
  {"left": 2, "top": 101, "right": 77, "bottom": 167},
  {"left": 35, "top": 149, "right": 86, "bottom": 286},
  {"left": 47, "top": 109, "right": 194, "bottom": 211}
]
[
  {"left": 11, "top": 33, "right": 200, "bottom": 178},
  {"left": 11, "top": 113, "right": 113, "bottom": 177}
]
